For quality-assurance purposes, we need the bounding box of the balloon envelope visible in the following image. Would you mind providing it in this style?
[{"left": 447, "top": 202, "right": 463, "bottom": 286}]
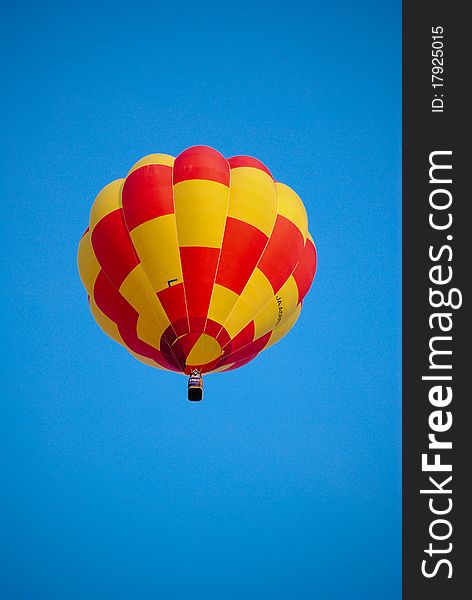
[{"left": 77, "top": 146, "right": 317, "bottom": 375}]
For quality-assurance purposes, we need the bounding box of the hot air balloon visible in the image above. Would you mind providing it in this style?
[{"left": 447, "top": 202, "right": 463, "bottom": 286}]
[{"left": 77, "top": 146, "right": 317, "bottom": 400}]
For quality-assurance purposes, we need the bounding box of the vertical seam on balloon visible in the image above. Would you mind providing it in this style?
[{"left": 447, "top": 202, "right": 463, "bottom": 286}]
[
  {"left": 211, "top": 173, "right": 280, "bottom": 344},
  {"left": 199, "top": 158, "right": 232, "bottom": 369},
  {"left": 118, "top": 174, "right": 183, "bottom": 371},
  {"left": 171, "top": 154, "right": 192, "bottom": 343}
]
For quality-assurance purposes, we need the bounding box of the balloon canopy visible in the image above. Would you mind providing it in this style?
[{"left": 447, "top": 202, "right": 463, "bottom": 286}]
[{"left": 77, "top": 146, "right": 317, "bottom": 376}]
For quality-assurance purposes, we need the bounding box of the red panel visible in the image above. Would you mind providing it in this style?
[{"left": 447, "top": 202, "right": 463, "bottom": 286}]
[
  {"left": 258, "top": 215, "right": 305, "bottom": 293},
  {"left": 215, "top": 217, "right": 268, "bottom": 295},
  {"left": 93, "top": 271, "right": 180, "bottom": 371},
  {"left": 81, "top": 227, "right": 89, "bottom": 239},
  {"left": 180, "top": 246, "right": 220, "bottom": 331},
  {"left": 205, "top": 319, "right": 231, "bottom": 348},
  {"left": 173, "top": 146, "right": 230, "bottom": 186},
  {"left": 122, "top": 164, "right": 174, "bottom": 231},
  {"left": 173, "top": 332, "right": 201, "bottom": 358},
  {"left": 187, "top": 316, "right": 207, "bottom": 332},
  {"left": 161, "top": 321, "right": 206, "bottom": 371},
  {"left": 94, "top": 270, "right": 138, "bottom": 329},
  {"left": 198, "top": 355, "right": 223, "bottom": 374},
  {"left": 161, "top": 323, "right": 182, "bottom": 347},
  {"left": 162, "top": 328, "right": 230, "bottom": 373},
  {"left": 157, "top": 283, "right": 189, "bottom": 337},
  {"left": 219, "top": 331, "right": 271, "bottom": 366},
  {"left": 168, "top": 317, "right": 189, "bottom": 339},
  {"left": 219, "top": 321, "right": 254, "bottom": 353},
  {"left": 120, "top": 328, "right": 181, "bottom": 372},
  {"left": 159, "top": 335, "right": 184, "bottom": 370},
  {"left": 292, "top": 238, "right": 317, "bottom": 303},
  {"left": 91, "top": 209, "right": 138, "bottom": 288},
  {"left": 162, "top": 325, "right": 177, "bottom": 346},
  {"left": 160, "top": 324, "right": 187, "bottom": 369},
  {"left": 171, "top": 331, "right": 213, "bottom": 372},
  {"left": 228, "top": 155, "right": 273, "bottom": 179}
]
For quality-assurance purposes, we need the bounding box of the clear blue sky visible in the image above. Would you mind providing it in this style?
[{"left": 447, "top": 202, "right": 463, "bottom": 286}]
[{"left": 1, "top": 1, "right": 401, "bottom": 598}]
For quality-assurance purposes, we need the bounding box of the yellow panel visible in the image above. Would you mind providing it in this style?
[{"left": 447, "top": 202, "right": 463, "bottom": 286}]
[
  {"left": 136, "top": 301, "right": 168, "bottom": 350},
  {"left": 223, "top": 268, "right": 274, "bottom": 339},
  {"left": 174, "top": 180, "right": 229, "bottom": 247},
  {"left": 265, "top": 304, "right": 302, "bottom": 349},
  {"left": 146, "top": 270, "right": 179, "bottom": 295},
  {"left": 253, "top": 276, "right": 299, "bottom": 339},
  {"left": 130, "top": 214, "right": 179, "bottom": 261},
  {"left": 120, "top": 273, "right": 169, "bottom": 340},
  {"left": 89, "top": 179, "right": 124, "bottom": 231},
  {"left": 119, "top": 264, "right": 151, "bottom": 311},
  {"left": 275, "top": 182, "right": 308, "bottom": 240},
  {"left": 186, "top": 334, "right": 222, "bottom": 367},
  {"left": 238, "top": 268, "right": 274, "bottom": 315},
  {"left": 222, "top": 295, "right": 255, "bottom": 339},
  {"left": 89, "top": 298, "right": 124, "bottom": 346},
  {"left": 77, "top": 231, "right": 100, "bottom": 295},
  {"left": 207, "top": 284, "right": 239, "bottom": 328},
  {"left": 143, "top": 296, "right": 171, "bottom": 335},
  {"left": 130, "top": 214, "right": 182, "bottom": 292},
  {"left": 228, "top": 167, "right": 278, "bottom": 236},
  {"left": 119, "top": 265, "right": 158, "bottom": 312},
  {"left": 128, "top": 153, "right": 175, "bottom": 174}
]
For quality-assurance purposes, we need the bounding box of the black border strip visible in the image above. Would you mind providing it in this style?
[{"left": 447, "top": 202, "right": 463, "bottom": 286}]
[{"left": 403, "top": 2, "right": 467, "bottom": 597}]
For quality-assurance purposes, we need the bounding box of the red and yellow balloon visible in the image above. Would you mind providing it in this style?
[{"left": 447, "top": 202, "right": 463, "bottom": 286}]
[{"left": 77, "top": 146, "right": 317, "bottom": 377}]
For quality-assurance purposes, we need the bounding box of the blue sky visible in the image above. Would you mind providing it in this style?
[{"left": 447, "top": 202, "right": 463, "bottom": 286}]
[{"left": 1, "top": 1, "right": 401, "bottom": 598}]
